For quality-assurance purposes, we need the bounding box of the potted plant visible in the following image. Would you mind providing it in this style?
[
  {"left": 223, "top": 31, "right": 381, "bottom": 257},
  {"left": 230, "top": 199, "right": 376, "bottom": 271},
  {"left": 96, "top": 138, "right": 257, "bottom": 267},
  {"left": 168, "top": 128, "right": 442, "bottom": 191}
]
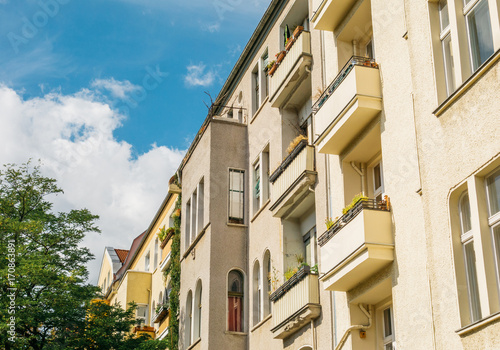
[
  {"left": 267, "top": 60, "right": 277, "bottom": 76},
  {"left": 285, "top": 36, "right": 295, "bottom": 51},
  {"left": 293, "top": 25, "right": 304, "bottom": 38},
  {"left": 275, "top": 50, "right": 286, "bottom": 64}
]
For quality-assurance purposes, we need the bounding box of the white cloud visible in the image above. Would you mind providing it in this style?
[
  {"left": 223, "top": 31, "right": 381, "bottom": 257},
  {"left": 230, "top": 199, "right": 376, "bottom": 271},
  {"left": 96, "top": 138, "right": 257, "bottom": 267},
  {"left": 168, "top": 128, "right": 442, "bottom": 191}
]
[
  {"left": 0, "top": 85, "right": 185, "bottom": 284},
  {"left": 91, "top": 77, "right": 141, "bottom": 100},
  {"left": 201, "top": 22, "right": 220, "bottom": 33},
  {"left": 184, "top": 63, "right": 215, "bottom": 87}
]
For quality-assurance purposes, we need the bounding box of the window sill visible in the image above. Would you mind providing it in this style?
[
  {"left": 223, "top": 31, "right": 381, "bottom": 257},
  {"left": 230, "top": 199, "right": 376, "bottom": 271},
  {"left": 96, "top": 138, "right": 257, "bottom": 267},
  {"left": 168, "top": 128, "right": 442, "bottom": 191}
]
[
  {"left": 251, "top": 314, "right": 272, "bottom": 333},
  {"left": 434, "top": 48, "right": 500, "bottom": 117},
  {"left": 186, "top": 338, "right": 201, "bottom": 350},
  {"left": 224, "top": 331, "right": 248, "bottom": 336},
  {"left": 182, "top": 222, "right": 210, "bottom": 261},
  {"left": 251, "top": 199, "right": 271, "bottom": 223},
  {"left": 250, "top": 96, "right": 269, "bottom": 124},
  {"left": 456, "top": 310, "right": 500, "bottom": 336},
  {"left": 227, "top": 222, "right": 248, "bottom": 228}
]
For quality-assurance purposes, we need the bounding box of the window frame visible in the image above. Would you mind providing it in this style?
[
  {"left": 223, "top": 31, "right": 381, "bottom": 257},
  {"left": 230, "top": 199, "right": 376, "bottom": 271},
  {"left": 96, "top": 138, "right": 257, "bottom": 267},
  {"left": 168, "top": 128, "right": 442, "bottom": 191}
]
[
  {"left": 463, "top": 0, "right": 494, "bottom": 71},
  {"left": 228, "top": 169, "right": 245, "bottom": 225},
  {"left": 485, "top": 167, "right": 500, "bottom": 296}
]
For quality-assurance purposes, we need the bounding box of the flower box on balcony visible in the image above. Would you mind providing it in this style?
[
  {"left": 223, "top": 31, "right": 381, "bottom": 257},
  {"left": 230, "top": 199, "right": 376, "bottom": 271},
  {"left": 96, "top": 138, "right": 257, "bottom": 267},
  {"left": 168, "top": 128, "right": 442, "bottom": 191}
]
[
  {"left": 133, "top": 325, "right": 155, "bottom": 333},
  {"left": 270, "top": 265, "right": 321, "bottom": 339},
  {"left": 153, "top": 303, "right": 169, "bottom": 323}
]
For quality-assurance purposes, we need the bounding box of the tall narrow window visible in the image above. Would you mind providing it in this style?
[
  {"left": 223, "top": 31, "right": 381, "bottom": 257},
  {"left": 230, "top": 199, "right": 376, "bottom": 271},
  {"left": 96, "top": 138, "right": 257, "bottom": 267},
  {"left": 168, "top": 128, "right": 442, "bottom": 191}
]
[
  {"left": 486, "top": 168, "right": 500, "bottom": 290},
  {"left": 439, "top": 0, "right": 455, "bottom": 95},
  {"left": 252, "top": 69, "right": 260, "bottom": 114},
  {"left": 191, "top": 189, "right": 198, "bottom": 242},
  {"left": 194, "top": 281, "right": 202, "bottom": 340},
  {"left": 229, "top": 169, "right": 245, "bottom": 224},
  {"left": 185, "top": 199, "right": 191, "bottom": 248},
  {"left": 382, "top": 306, "right": 395, "bottom": 350},
  {"left": 464, "top": 0, "right": 494, "bottom": 71},
  {"left": 303, "top": 226, "right": 317, "bottom": 266},
  {"left": 145, "top": 252, "right": 150, "bottom": 272},
  {"left": 154, "top": 239, "right": 159, "bottom": 268},
  {"left": 253, "top": 162, "right": 261, "bottom": 214},
  {"left": 263, "top": 251, "right": 271, "bottom": 317},
  {"left": 185, "top": 290, "right": 193, "bottom": 347},
  {"left": 228, "top": 270, "right": 244, "bottom": 332},
  {"left": 253, "top": 261, "right": 261, "bottom": 326},
  {"left": 459, "top": 191, "right": 482, "bottom": 322},
  {"left": 373, "top": 162, "right": 384, "bottom": 203},
  {"left": 261, "top": 51, "right": 269, "bottom": 99},
  {"left": 197, "top": 179, "right": 204, "bottom": 233}
]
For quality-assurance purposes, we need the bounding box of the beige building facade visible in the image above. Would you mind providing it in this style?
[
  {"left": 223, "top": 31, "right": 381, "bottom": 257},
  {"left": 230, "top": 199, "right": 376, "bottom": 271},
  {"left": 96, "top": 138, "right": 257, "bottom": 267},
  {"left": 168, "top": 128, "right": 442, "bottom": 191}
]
[{"left": 175, "top": 0, "right": 500, "bottom": 349}]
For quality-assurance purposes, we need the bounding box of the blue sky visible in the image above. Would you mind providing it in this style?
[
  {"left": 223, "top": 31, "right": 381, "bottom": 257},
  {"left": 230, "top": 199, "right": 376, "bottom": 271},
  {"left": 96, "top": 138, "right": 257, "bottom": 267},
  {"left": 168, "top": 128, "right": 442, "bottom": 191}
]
[{"left": 0, "top": 0, "right": 269, "bottom": 282}]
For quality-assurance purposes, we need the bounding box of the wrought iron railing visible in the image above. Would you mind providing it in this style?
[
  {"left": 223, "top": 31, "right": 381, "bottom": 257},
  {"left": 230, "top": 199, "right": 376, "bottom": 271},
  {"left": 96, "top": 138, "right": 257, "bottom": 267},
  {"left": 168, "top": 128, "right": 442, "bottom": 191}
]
[
  {"left": 318, "top": 197, "right": 389, "bottom": 247},
  {"left": 312, "top": 56, "right": 378, "bottom": 113}
]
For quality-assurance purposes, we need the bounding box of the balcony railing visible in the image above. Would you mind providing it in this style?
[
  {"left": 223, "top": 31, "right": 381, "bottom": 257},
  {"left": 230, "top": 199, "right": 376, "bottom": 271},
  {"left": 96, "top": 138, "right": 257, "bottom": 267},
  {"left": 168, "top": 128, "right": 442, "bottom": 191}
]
[
  {"left": 153, "top": 303, "right": 169, "bottom": 323},
  {"left": 318, "top": 198, "right": 389, "bottom": 246},
  {"left": 269, "top": 31, "right": 312, "bottom": 107},
  {"left": 313, "top": 56, "right": 378, "bottom": 114},
  {"left": 270, "top": 140, "right": 315, "bottom": 206},
  {"left": 270, "top": 266, "right": 321, "bottom": 339},
  {"left": 318, "top": 197, "right": 393, "bottom": 291}
]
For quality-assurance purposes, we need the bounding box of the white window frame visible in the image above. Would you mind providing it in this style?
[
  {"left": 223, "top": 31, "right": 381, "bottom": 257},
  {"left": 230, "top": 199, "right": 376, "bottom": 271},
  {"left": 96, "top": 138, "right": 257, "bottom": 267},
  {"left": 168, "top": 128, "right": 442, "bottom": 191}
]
[
  {"left": 485, "top": 167, "right": 500, "bottom": 294},
  {"left": 136, "top": 304, "right": 149, "bottom": 326},
  {"left": 228, "top": 169, "right": 245, "bottom": 224},
  {"left": 372, "top": 160, "right": 384, "bottom": 202},
  {"left": 463, "top": 0, "right": 494, "bottom": 71},
  {"left": 382, "top": 306, "right": 395, "bottom": 349},
  {"left": 145, "top": 251, "right": 150, "bottom": 272}
]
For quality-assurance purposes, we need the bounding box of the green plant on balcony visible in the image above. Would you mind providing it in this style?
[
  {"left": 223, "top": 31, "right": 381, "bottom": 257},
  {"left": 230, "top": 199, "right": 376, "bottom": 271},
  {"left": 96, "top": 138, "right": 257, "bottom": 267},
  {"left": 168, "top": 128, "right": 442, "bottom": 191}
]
[
  {"left": 286, "top": 134, "right": 307, "bottom": 154},
  {"left": 268, "top": 262, "right": 282, "bottom": 294},
  {"left": 283, "top": 254, "right": 319, "bottom": 281},
  {"left": 158, "top": 226, "right": 175, "bottom": 242},
  {"left": 325, "top": 217, "right": 339, "bottom": 230},
  {"left": 342, "top": 193, "right": 368, "bottom": 214}
]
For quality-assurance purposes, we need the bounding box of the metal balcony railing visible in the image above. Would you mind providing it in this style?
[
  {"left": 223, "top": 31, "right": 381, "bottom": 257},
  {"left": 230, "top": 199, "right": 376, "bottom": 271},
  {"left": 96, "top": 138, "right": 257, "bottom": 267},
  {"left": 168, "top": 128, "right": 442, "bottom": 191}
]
[{"left": 313, "top": 56, "right": 378, "bottom": 113}]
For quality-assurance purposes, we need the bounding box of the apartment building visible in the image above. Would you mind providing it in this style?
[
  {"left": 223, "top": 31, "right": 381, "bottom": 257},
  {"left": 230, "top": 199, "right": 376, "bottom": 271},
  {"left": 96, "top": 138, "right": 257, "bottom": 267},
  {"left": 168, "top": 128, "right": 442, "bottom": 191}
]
[
  {"left": 176, "top": 0, "right": 500, "bottom": 349},
  {"left": 97, "top": 179, "right": 181, "bottom": 340}
]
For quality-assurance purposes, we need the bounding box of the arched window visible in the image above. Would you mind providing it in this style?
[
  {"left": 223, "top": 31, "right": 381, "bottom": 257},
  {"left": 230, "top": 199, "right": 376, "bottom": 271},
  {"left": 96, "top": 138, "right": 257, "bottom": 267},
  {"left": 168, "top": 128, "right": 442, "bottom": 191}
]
[
  {"left": 185, "top": 290, "right": 193, "bottom": 348},
  {"left": 459, "top": 191, "right": 481, "bottom": 322},
  {"left": 228, "top": 270, "right": 244, "bottom": 332},
  {"left": 193, "top": 280, "right": 202, "bottom": 340},
  {"left": 166, "top": 281, "right": 172, "bottom": 304},
  {"left": 263, "top": 250, "right": 271, "bottom": 317},
  {"left": 253, "top": 261, "right": 261, "bottom": 326},
  {"left": 154, "top": 238, "right": 159, "bottom": 267}
]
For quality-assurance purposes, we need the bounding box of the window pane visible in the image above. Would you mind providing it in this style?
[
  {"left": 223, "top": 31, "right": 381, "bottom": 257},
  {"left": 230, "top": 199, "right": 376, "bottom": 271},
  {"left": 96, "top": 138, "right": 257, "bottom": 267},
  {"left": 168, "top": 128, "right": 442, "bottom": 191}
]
[
  {"left": 460, "top": 192, "right": 472, "bottom": 234},
  {"left": 467, "top": 0, "right": 494, "bottom": 71},
  {"left": 493, "top": 225, "right": 500, "bottom": 282},
  {"left": 442, "top": 34, "right": 455, "bottom": 95},
  {"left": 487, "top": 168, "right": 500, "bottom": 216},
  {"left": 464, "top": 241, "right": 482, "bottom": 322},
  {"left": 383, "top": 307, "right": 393, "bottom": 338},
  {"left": 439, "top": 0, "right": 449, "bottom": 31}
]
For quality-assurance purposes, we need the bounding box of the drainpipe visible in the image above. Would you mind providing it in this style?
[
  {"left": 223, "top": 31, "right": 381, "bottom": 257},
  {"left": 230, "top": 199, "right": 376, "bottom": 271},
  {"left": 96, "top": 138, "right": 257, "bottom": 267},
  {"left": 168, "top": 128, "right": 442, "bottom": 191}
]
[
  {"left": 335, "top": 304, "right": 372, "bottom": 350},
  {"left": 311, "top": 319, "right": 317, "bottom": 350},
  {"left": 350, "top": 162, "right": 366, "bottom": 196}
]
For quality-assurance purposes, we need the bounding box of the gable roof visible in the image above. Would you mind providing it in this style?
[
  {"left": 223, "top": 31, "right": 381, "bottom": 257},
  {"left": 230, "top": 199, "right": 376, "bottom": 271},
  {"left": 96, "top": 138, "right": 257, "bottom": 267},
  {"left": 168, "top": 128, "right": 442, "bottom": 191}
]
[{"left": 114, "top": 249, "right": 129, "bottom": 263}]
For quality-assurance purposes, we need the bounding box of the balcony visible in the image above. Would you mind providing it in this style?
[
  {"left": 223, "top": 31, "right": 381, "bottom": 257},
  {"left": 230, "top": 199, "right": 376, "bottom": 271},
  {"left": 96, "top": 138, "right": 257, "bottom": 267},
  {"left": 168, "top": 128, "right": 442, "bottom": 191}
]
[
  {"left": 318, "top": 198, "right": 393, "bottom": 291},
  {"left": 313, "top": 56, "right": 382, "bottom": 155},
  {"left": 153, "top": 303, "right": 169, "bottom": 324},
  {"left": 269, "top": 141, "right": 316, "bottom": 219},
  {"left": 270, "top": 266, "right": 321, "bottom": 339},
  {"left": 269, "top": 31, "right": 312, "bottom": 108},
  {"left": 312, "top": 0, "right": 357, "bottom": 31}
]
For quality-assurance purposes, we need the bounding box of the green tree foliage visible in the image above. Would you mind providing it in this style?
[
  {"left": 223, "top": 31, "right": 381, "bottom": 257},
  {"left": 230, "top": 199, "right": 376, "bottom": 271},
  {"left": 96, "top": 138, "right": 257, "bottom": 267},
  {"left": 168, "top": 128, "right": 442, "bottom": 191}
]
[
  {"left": 0, "top": 162, "right": 167, "bottom": 349},
  {"left": 164, "top": 192, "right": 181, "bottom": 350}
]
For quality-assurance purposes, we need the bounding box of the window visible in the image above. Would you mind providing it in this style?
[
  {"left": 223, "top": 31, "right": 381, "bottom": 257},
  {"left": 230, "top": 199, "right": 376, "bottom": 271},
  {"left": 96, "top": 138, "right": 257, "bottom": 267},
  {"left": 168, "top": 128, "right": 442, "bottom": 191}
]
[
  {"left": 253, "top": 147, "right": 270, "bottom": 215},
  {"left": 185, "top": 179, "right": 205, "bottom": 249},
  {"left": 154, "top": 239, "right": 159, "bottom": 268},
  {"left": 251, "top": 50, "right": 269, "bottom": 115},
  {"left": 303, "top": 226, "right": 317, "bottom": 266},
  {"left": 185, "top": 290, "right": 193, "bottom": 347},
  {"left": 194, "top": 281, "right": 202, "bottom": 340},
  {"left": 228, "top": 270, "right": 244, "bottom": 332},
  {"left": 373, "top": 161, "right": 384, "bottom": 203},
  {"left": 459, "top": 191, "right": 482, "bottom": 322},
  {"left": 253, "top": 261, "right": 261, "bottom": 326},
  {"left": 145, "top": 252, "right": 150, "bottom": 272},
  {"left": 382, "top": 306, "right": 395, "bottom": 350},
  {"left": 486, "top": 168, "right": 500, "bottom": 290},
  {"left": 229, "top": 169, "right": 245, "bottom": 224},
  {"left": 464, "top": 0, "right": 494, "bottom": 71},
  {"left": 136, "top": 305, "right": 148, "bottom": 326},
  {"left": 439, "top": 0, "right": 455, "bottom": 96},
  {"left": 107, "top": 271, "right": 111, "bottom": 290},
  {"left": 263, "top": 251, "right": 271, "bottom": 317}
]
